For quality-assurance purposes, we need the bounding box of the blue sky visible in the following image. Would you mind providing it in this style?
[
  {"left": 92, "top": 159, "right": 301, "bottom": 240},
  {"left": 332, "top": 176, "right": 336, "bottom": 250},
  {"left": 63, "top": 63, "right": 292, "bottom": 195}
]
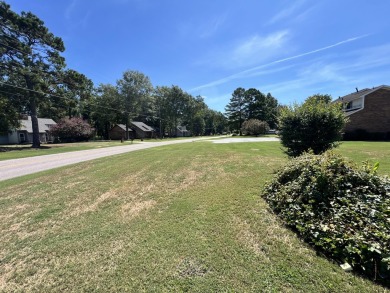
[{"left": 5, "top": 0, "right": 390, "bottom": 112}]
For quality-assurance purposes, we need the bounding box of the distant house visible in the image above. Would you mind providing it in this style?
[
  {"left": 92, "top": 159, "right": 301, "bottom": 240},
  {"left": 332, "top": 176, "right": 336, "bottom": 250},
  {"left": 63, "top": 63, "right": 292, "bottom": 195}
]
[
  {"left": 0, "top": 116, "right": 56, "bottom": 144},
  {"left": 176, "top": 125, "right": 191, "bottom": 137},
  {"left": 333, "top": 85, "right": 390, "bottom": 140},
  {"left": 131, "top": 121, "right": 155, "bottom": 139},
  {"left": 109, "top": 124, "right": 134, "bottom": 140}
]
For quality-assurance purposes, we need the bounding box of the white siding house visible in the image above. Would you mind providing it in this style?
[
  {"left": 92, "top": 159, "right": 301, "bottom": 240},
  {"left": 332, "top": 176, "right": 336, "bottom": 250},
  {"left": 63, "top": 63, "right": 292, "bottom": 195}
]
[{"left": 0, "top": 116, "right": 56, "bottom": 144}]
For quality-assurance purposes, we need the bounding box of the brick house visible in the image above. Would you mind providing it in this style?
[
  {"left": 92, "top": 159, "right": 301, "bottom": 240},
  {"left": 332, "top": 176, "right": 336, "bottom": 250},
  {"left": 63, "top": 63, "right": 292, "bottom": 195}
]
[
  {"left": 130, "top": 121, "right": 155, "bottom": 139},
  {"left": 333, "top": 85, "right": 390, "bottom": 140},
  {"left": 109, "top": 124, "right": 134, "bottom": 140},
  {"left": 109, "top": 121, "right": 154, "bottom": 140}
]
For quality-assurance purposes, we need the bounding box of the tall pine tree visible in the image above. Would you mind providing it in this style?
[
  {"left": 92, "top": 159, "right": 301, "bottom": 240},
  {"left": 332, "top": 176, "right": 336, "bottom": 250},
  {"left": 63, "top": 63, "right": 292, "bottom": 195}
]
[
  {"left": 225, "top": 87, "right": 247, "bottom": 135},
  {"left": 1, "top": 1, "right": 66, "bottom": 147}
]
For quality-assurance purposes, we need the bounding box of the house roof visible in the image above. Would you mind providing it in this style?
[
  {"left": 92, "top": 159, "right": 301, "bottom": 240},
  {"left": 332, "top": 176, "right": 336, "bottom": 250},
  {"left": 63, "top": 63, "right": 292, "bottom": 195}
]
[
  {"left": 19, "top": 116, "right": 56, "bottom": 133},
  {"left": 116, "top": 124, "right": 133, "bottom": 132},
  {"left": 177, "top": 125, "right": 189, "bottom": 132},
  {"left": 333, "top": 85, "right": 390, "bottom": 103},
  {"left": 131, "top": 121, "right": 154, "bottom": 132}
]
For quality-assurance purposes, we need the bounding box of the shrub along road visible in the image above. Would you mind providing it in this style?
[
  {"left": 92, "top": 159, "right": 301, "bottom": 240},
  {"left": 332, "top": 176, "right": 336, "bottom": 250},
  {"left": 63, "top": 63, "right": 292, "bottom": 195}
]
[{"left": 0, "top": 137, "right": 222, "bottom": 181}]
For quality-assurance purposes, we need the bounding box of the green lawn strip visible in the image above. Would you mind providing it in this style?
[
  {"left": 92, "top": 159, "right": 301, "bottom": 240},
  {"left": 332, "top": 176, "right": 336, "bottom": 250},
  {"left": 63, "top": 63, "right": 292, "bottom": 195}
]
[
  {"left": 336, "top": 141, "right": 390, "bottom": 174},
  {"left": 0, "top": 141, "right": 135, "bottom": 161},
  {"left": 0, "top": 141, "right": 387, "bottom": 291}
]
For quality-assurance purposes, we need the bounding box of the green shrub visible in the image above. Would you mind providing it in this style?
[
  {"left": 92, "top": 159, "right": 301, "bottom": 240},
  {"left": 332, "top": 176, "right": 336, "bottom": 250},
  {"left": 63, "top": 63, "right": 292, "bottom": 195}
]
[
  {"left": 278, "top": 94, "right": 347, "bottom": 157},
  {"left": 241, "top": 119, "right": 269, "bottom": 136},
  {"left": 262, "top": 151, "right": 390, "bottom": 285}
]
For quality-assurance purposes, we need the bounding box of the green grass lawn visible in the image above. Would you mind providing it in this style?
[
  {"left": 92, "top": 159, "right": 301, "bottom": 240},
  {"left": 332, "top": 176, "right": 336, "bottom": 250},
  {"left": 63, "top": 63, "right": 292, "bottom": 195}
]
[
  {"left": 337, "top": 141, "right": 390, "bottom": 174},
  {"left": 0, "top": 141, "right": 389, "bottom": 292},
  {"left": 0, "top": 141, "right": 135, "bottom": 161},
  {"left": 0, "top": 137, "right": 219, "bottom": 161}
]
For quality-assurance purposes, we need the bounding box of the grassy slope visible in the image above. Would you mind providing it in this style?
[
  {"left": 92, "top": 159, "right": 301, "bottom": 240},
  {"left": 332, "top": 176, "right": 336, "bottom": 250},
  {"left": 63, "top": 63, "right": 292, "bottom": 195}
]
[{"left": 0, "top": 141, "right": 388, "bottom": 292}]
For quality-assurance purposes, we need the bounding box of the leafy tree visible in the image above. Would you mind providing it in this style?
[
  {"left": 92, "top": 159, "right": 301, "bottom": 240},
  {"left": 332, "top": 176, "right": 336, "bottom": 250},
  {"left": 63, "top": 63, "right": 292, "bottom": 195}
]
[
  {"left": 49, "top": 117, "right": 94, "bottom": 142},
  {"left": 192, "top": 114, "right": 205, "bottom": 136},
  {"left": 225, "top": 87, "right": 246, "bottom": 135},
  {"left": 62, "top": 69, "right": 94, "bottom": 120},
  {"left": 306, "top": 93, "right": 332, "bottom": 104},
  {"left": 204, "top": 109, "right": 227, "bottom": 135},
  {"left": 278, "top": 94, "right": 348, "bottom": 157},
  {"left": 183, "top": 95, "right": 207, "bottom": 135},
  {"left": 241, "top": 119, "right": 269, "bottom": 136},
  {"left": 0, "top": 1, "right": 66, "bottom": 147},
  {"left": 117, "top": 70, "right": 153, "bottom": 139},
  {"left": 153, "top": 85, "right": 188, "bottom": 137},
  {"left": 91, "top": 84, "right": 121, "bottom": 139}
]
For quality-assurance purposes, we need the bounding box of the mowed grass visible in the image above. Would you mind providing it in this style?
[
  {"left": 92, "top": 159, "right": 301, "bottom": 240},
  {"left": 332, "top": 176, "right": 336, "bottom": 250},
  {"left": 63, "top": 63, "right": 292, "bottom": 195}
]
[
  {"left": 0, "top": 141, "right": 132, "bottom": 161},
  {"left": 0, "top": 141, "right": 389, "bottom": 292},
  {"left": 337, "top": 141, "right": 390, "bottom": 174},
  {"left": 0, "top": 137, "right": 213, "bottom": 161}
]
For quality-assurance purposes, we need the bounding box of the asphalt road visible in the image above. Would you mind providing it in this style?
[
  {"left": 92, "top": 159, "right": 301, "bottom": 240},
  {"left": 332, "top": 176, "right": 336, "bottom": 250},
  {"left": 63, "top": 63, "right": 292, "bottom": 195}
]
[{"left": 0, "top": 138, "right": 215, "bottom": 182}]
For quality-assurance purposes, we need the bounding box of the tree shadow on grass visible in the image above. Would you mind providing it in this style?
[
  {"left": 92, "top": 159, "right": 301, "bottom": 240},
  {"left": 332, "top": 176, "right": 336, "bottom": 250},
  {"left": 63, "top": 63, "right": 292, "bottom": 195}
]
[{"left": 0, "top": 146, "right": 53, "bottom": 152}]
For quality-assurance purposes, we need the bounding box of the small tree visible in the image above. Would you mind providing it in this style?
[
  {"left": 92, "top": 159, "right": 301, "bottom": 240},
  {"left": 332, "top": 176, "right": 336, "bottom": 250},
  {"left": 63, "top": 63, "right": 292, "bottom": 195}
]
[
  {"left": 241, "top": 119, "right": 269, "bottom": 136},
  {"left": 278, "top": 94, "right": 347, "bottom": 157},
  {"left": 50, "top": 117, "right": 94, "bottom": 142}
]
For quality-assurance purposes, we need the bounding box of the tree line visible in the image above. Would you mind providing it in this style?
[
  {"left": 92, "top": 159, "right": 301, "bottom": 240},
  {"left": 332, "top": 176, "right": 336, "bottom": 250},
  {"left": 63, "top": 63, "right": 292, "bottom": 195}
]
[
  {"left": 1, "top": 1, "right": 281, "bottom": 147},
  {"left": 0, "top": 1, "right": 227, "bottom": 147}
]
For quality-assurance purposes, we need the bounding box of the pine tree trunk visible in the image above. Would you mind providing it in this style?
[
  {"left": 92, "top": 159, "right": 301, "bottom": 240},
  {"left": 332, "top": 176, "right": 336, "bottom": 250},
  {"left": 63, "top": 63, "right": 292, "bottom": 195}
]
[{"left": 30, "top": 98, "right": 41, "bottom": 148}]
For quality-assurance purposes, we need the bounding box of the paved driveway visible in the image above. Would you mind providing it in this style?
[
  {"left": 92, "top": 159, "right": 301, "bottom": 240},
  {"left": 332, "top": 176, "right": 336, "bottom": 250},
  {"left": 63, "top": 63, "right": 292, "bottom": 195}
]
[{"left": 0, "top": 138, "right": 215, "bottom": 182}]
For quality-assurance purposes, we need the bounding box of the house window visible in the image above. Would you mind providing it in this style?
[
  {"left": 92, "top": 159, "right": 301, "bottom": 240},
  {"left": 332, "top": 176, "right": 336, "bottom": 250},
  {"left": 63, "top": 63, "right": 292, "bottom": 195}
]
[
  {"left": 344, "top": 99, "right": 363, "bottom": 112},
  {"left": 345, "top": 101, "right": 353, "bottom": 110},
  {"left": 19, "top": 133, "right": 25, "bottom": 142}
]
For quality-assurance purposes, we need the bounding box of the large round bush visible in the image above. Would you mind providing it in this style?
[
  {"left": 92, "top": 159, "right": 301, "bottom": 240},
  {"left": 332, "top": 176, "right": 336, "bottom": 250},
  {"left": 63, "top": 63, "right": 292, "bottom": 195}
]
[
  {"left": 278, "top": 95, "right": 347, "bottom": 157},
  {"left": 50, "top": 117, "right": 94, "bottom": 142},
  {"left": 262, "top": 151, "right": 390, "bottom": 285}
]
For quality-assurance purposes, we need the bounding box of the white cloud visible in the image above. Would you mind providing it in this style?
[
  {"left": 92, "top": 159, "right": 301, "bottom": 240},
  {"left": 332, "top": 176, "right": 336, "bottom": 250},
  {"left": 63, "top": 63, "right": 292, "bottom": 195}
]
[
  {"left": 65, "top": 0, "right": 77, "bottom": 20},
  {"left": 230, "top": 31, "right": 289, "bottom": 66},
  {"left": 204, "top": 30, "right": 290, "bottom": 70},
  {"left": 189, "top": 35, "right": 368, "bottom": 92},
  {"left": 267, "top": 0, "right": 308, "bottom": 25},
  {"left": 64, "top": 0, "right": 92, "bottom": 30},
  {"left": 199, "top": 14, "right": 227, "bottom": 38},
  {"left": 257, "top": 43, "right": 390, "bottom": 103},
  {"left": 179, "top": 13, "right": 228, "bottom": 40}
]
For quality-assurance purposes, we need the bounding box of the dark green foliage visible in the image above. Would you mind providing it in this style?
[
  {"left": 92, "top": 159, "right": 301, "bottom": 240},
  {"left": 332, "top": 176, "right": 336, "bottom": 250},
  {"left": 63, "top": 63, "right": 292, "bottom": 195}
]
[
  {"left": 262, "top": 151, "right": 390, "bottom": 285},
  {"left": 0, "top": 92, "right": 21, "bottom": 132},
  {"left": 225, "top": 87, "right": 246, "bottom": 134},
  {"left": 241, "top": 119, "right": 269, "bottom": 136},
  {"left": 225, "top": 87, "right": 278, "bottom": 134},
  {"left": 192, "top": 114, "right": 205, "bottom": 136},
  {"left": 278, "top": 95, "right": 347, "bottom": 157}
]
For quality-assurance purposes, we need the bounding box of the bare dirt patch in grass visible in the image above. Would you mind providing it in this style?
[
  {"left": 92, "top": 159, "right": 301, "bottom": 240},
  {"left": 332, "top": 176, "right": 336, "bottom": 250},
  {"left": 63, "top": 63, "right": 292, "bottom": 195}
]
[
  {"left": 121, "top": 199, "right": 156, "bottom": 220},
  {"left": 233, "top": 216, "right": 271, "bottom": 262},
  {"left": 70, "top": 189, "right": 120, "bottom": 217},
  {"left": 176, "top": 257, "right": 209, "bottom": 278}
]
